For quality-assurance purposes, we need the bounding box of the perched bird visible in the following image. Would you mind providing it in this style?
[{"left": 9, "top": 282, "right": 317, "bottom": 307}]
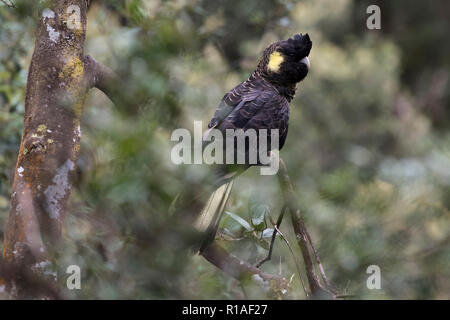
[{"left": 188, "top": 34, "right": 312, "bottom": 251}]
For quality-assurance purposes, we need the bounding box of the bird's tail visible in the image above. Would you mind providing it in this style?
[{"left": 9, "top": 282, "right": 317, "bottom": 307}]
[{"left": 195, "top": 179, "right": 234, "bottom": 252}]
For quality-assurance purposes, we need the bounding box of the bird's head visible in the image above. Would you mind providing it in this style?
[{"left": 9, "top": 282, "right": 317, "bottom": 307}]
[{"left": 258, "top": 33, "right": 312, "bottom": 86}]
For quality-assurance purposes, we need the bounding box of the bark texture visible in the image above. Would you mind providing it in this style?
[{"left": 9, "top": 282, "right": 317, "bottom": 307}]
[{"left": 1, "top": 0, "right": 90, "bottom": 298}]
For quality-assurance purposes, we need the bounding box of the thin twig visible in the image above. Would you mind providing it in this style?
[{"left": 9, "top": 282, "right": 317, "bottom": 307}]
[
  {"left": 255, "top": 204, "right": 286, "bottom": 267},
  {"left": 304, "top": 229, "right": 330, "bottom": 287},
  {"left": 273, "top": 225, "right": 309, "bottom": 298}
]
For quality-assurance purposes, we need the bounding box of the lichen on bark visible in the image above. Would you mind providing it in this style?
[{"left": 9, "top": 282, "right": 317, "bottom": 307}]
[{"left": 1, "top": 0, "right": 90, "bottom": 299}]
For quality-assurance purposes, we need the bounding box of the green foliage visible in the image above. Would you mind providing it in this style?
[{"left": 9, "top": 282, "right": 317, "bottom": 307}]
[
  {"left": 0, "top": 0, "right": 449, "bottom": 299},
  {"left": 224, "top": 211, "right": 252, "bottom": 232},
  {"left": 248, "top": 193, "right": 270, "bottom": 231}
]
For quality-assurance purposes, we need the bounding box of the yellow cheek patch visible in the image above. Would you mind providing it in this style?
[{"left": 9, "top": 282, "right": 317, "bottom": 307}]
[{"left": 268, "top": 51, "right": 284, "bottom": 72}]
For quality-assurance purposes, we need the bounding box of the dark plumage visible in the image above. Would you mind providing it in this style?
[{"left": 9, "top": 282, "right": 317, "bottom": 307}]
[
  {"left": 205, "top": 33, "right": 312, "bottom": 165},
  {"left": 197, "top": 34, "right": 312, "bottom": 251}
]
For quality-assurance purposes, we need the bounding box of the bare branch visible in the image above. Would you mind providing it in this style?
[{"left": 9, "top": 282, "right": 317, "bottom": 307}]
[
  {"left": 200, "top": 242, "right": 289, "bottom": 297},
  {"left": 305, "top": 226, "right": 330, "bottom": 287},
  {"left": 83, "top": 55, "right": 120, "bottom": 105},
  {"left": 277, "top": 158, "right": 335, "bottom": 299}
]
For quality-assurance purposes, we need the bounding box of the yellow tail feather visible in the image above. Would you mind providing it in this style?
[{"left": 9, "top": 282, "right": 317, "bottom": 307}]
[{"left": 195, "top": 180, "right": 234, "bottom": 234}]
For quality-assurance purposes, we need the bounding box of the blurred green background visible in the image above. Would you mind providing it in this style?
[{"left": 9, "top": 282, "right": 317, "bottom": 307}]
[{"left": 0, "top": 0, "right": 449, "bottom": 299}]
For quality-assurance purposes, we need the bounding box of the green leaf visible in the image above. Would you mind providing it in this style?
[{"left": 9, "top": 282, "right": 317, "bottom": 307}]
[
  {"left": 262, "top": 228, "right": 274, "bottom": 238},
  {"left": 224, "top": 211, "right": 252, "bottom": 231},
  {"left": 250, "top": 203, "right": 269, "bottom": 231}
]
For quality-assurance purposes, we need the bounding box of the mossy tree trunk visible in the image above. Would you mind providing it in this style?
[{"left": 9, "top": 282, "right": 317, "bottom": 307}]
[{"left": 1, "top": 0, "right": 115, "bottom": 299}]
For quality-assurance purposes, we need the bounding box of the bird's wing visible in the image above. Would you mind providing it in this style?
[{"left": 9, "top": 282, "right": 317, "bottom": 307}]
[
  {"left": 218, "top": 88, "right": 290, "bottom": 149},
  {"left": 206, "top": 80, "right": 263, "bottom": 130},
  {"left": 241, "top": 96, "right": 290, "bottom": 150}
]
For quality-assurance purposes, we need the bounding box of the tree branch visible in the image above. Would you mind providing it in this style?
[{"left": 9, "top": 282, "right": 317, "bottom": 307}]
[
  {"left": 198, "top": 159, "right": 335, "bottom": 299},
  {"left": 83, "top": 55, "right": 148, "bottom": 115},
  {"left": 277, "top": 158, "right": 335, "bottom": 299},
  {"left": 83, "top": 55, "right": 120, "bottom": 105},
  {"left": 200, "top": 242, "right": 289, "bottom": 298}
]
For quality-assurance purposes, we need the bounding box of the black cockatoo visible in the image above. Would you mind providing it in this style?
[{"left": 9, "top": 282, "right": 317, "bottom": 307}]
[{"left": 184, "top": 34, "right": 312, "bottom": 251}]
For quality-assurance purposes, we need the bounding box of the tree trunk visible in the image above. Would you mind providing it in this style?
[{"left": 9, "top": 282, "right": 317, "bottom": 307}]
[{"left": 1, "top": 0, "right": 90, "bottom": 299}]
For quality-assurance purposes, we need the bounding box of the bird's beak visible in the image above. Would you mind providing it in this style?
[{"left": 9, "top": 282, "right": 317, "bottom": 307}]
[{"left": 300, "top": 56, "right": 310, "bottom": 70}]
